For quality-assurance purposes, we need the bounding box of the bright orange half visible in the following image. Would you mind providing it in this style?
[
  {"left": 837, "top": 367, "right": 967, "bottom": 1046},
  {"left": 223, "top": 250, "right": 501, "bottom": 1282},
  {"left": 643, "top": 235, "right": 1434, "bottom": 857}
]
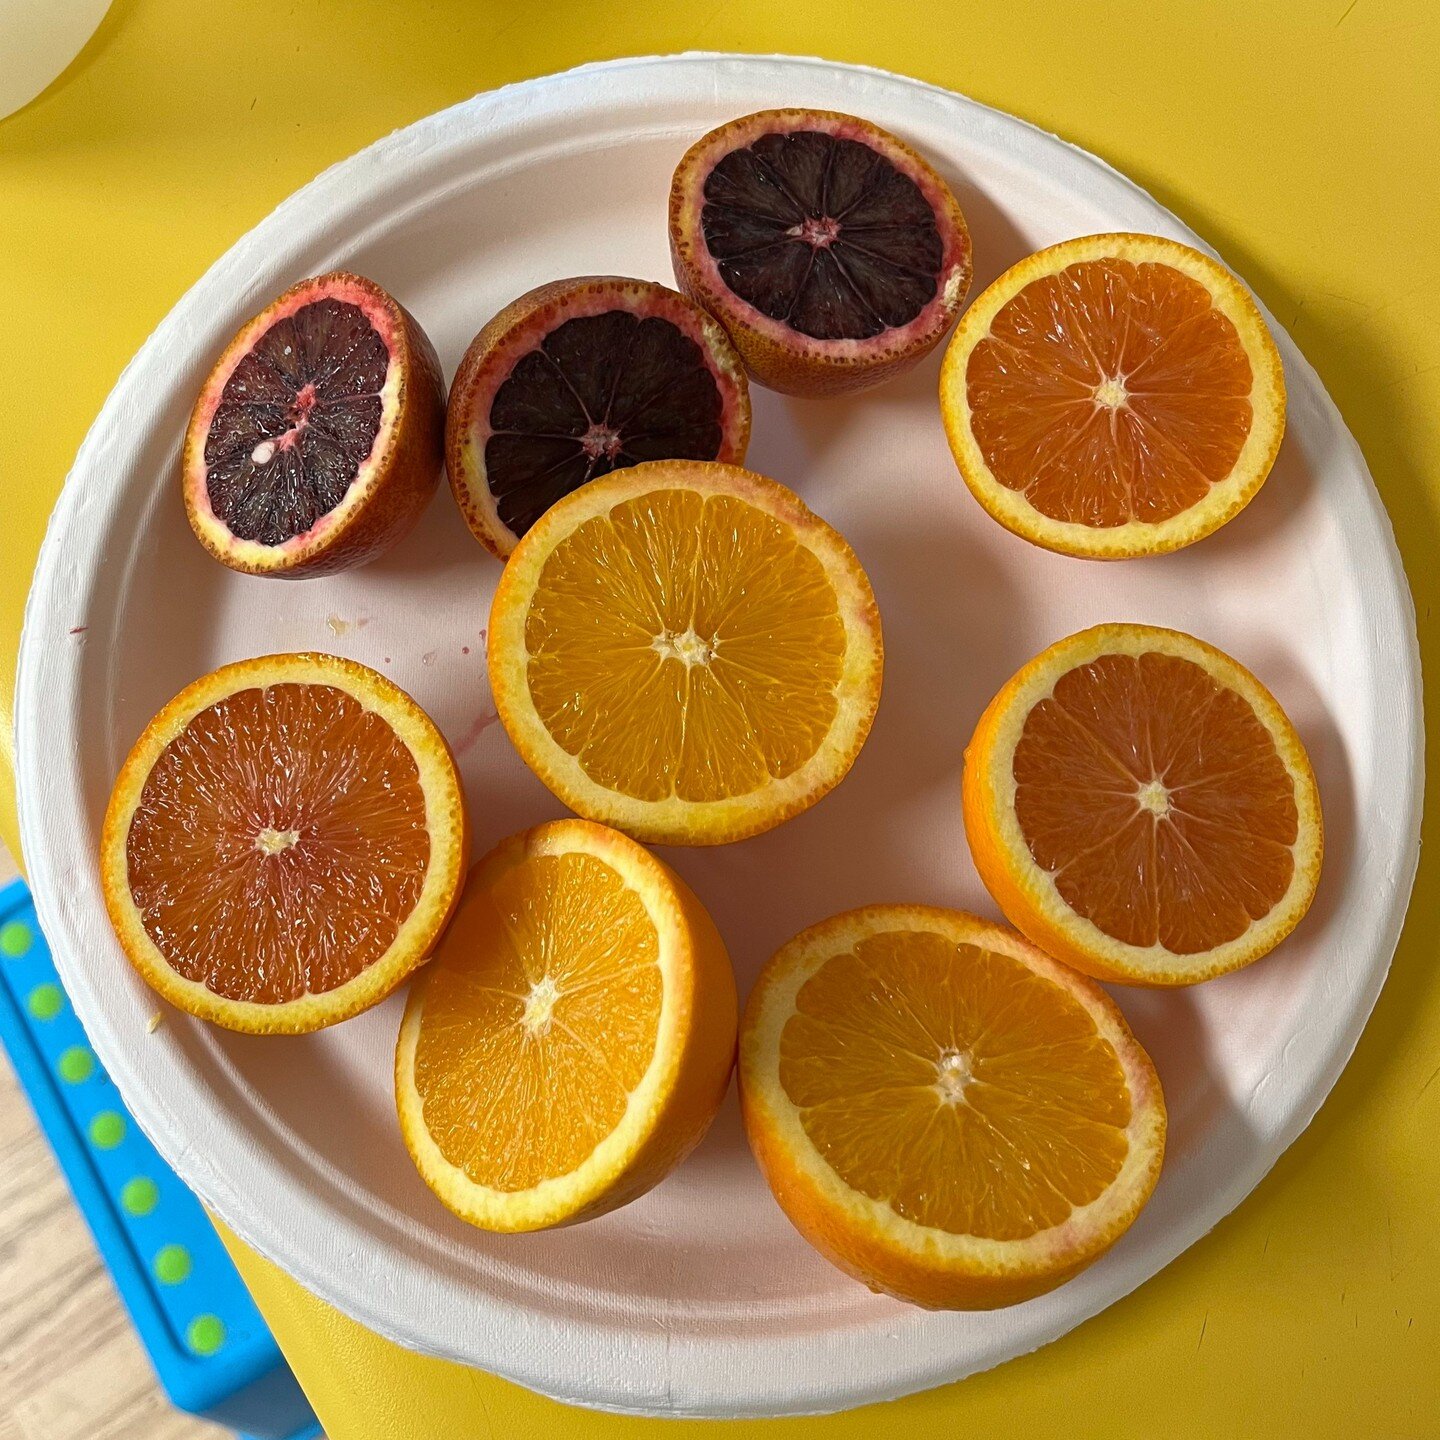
[
  {"left": 101, "top": 653, "right": 467, "bottom": 1032},
  {"left": 489, "top": 459, "right": 883, "bottom": 845},
  {"left": 941, "top": 234, "right": 1285, "bottom": 557},
  {"left": 740, "top": 905, "right": 1165, "bottom": 1309},
  {"left": 963, "top": 625, "right": 1323, "bottom": 985},
  {"left": 396, "top": 820, "right": 737, "bottom": 1231}
]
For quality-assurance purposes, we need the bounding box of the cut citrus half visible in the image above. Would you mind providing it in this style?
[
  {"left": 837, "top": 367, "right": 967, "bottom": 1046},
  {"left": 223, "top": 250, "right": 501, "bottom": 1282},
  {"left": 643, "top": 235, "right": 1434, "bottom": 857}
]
[
  {"left": 100, "top": 653, "right": 467, "bottom": 1033},
  {"left": 940, "top": 234, "right": 1285, "bottom": 557},
  {"left": 183, "top": 272, "right": 446, "bottom": 577},
  {"left": 489, "top": 459, "right": 883, "bottom": 845},
  {"left": 740, "top": 905, "right": 1165, "bottom": 1309},
  {"left": 446, "top": 276, "right": 751, "bottom": 557},
  {"left": 670, "top": 109, "right": 972, "bottom": 396},
  {"left": 395, "top": 820, "right": 737, "bottom": 1231},
  {"left": 963, "top": 625, "right": 1323, "bottom": 986}
]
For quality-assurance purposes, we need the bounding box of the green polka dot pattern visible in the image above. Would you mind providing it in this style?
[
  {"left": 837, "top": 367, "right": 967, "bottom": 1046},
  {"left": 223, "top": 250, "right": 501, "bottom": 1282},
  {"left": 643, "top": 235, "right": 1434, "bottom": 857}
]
[
  {"left": 154, "top": 1244, "right": 193, "bottom": 1285},
  {"left": 26, "top": 983, "right": 63, "bottom": 1020},
  {"left": 0, "top": 891, "right": 264, "bottom": 1386},
  {"left": 120, "top": 1177, "right": 160, "bottom": 1216},
  {"left": 89, "top": 1111, "right": 127, "bottom": 1150},
  {"left": 0, "top": 921, "right": 32, "bottom": 956},
  {"left": 58, "top": 1046, "right": 95, "bottom": 1084},
  {"left": 186, "top": 1314, "right": 226, "bottom": 1355}
]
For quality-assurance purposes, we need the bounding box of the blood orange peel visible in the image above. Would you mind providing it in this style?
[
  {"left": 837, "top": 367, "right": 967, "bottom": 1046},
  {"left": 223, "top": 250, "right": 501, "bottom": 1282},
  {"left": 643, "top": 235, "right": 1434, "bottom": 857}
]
[
  {"left": 183, "top": 272, "right": 445, "bottom": 577},
  {"left": 447, "top": 276, "right": 751, "bottom": 557},
  {"left": 670, "top": 109, "right": 972, "bottom": 396}
]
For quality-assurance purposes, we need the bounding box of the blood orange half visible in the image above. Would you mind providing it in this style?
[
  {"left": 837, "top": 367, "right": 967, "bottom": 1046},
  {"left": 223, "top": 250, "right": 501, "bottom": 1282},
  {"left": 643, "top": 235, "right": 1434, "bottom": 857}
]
[
  {"left": 100, "top": 653, "right": 468, "bottom": 1032},
  {"left": 670, "top": 110, "right": 972, "bottom": 396},
  {"left": 182, "top": 272, "right": 446, "bottom": 577},
  {"left": 446, "top": 276, "right": 750, "bottom": 557}
]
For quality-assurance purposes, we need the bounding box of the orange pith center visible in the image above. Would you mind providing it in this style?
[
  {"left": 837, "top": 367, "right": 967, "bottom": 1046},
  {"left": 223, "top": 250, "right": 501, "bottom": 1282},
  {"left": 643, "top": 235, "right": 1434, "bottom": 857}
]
[
  {"left": 1013, "top": 652, "right": 1299, "bottom": 954},
  {"left": 413, "top": 852, "right": 662, "bottom": 1191},
  {"left": 125, "top": 682, "right": 429, "bottom": 1003},
  {"left": 966, "top": 259, "right": 1254, "bottom": 527},
  {"left": 524, "top": 488, "right": 846, "bottom": 802},
  {"left": 779, "top": 931, "right": 1131, "bottom": 1241}
]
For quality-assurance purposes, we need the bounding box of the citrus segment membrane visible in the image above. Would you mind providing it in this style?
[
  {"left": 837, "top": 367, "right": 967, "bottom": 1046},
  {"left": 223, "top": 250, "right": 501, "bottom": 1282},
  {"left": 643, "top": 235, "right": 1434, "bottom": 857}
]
[
  {"left": 702, "top": 129, "right": 944, "bottom": 341},
  {"left": 410, "top": 850, "right": 662, "bottom": 1191},
  {"left": 486, "top": 311, "right": 727, "bottom": 539},
  {"left": 204, "top": 299, "right": 390, "bottom": 544},
  {"left": 1012, "top": 650, "right": 1298, "bottom": 955},
  {"left": 124, "top": 682, "right": 430, "bottom": 1003},
  {"left": 965, "top": 258, "right": 1255, "bottom": 527},
  {"left": 523, "top": 487, "right": 846, "bottom": 802},
  {"left": 779, "top": 928, "right": 1133, "bottom": 1241}
]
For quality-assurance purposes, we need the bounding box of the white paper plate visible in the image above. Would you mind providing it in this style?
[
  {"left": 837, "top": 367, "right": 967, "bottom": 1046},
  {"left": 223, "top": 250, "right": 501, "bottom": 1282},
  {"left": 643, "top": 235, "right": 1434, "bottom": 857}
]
[{"left": 15, "top": 54, "right": 1423, "bottom": 1419}]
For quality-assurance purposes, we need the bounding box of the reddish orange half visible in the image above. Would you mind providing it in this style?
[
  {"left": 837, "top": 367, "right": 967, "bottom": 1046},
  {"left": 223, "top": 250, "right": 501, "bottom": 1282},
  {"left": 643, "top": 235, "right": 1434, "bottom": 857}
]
[
  {"left": 963, "top": 625, "right": 1323, "bottom": 985},
  {"left": 101, "top": 653, "right": 468, "bottom": 1032},
  {"left": 941, "top": 234, "right": 1285, "bottom": 558}
]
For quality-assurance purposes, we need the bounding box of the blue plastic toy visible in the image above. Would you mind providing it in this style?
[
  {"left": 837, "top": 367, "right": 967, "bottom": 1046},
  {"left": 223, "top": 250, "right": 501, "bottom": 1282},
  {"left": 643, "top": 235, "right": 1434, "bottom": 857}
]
[{"left": 0, "top": 878, "right": 320, "bottom": 1440}]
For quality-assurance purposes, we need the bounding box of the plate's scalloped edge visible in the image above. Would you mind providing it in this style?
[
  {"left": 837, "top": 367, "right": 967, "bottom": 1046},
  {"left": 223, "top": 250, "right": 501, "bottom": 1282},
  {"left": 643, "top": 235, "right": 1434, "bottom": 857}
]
[{"left": 15, "top": 52, "right": 1424, "bottom": 1419}]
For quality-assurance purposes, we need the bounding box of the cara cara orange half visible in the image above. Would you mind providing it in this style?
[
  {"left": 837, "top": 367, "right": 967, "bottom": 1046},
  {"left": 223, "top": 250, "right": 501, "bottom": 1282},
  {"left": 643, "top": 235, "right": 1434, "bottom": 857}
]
[
  {"left": 963, "top": 624, "right": 1323, "bottom": 985},
  {"left": 101, "top": 653, "right": 467, "bottom": 1032},
  {"left": 941, "top": 234, "right": 1285, "bottom": 557}
]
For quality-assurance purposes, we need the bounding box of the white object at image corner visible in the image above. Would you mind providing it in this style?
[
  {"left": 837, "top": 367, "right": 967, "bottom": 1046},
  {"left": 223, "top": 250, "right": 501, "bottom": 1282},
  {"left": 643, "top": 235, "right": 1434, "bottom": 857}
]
[{"left": 0, "top": 0, "right": 112, "bottom": 121}]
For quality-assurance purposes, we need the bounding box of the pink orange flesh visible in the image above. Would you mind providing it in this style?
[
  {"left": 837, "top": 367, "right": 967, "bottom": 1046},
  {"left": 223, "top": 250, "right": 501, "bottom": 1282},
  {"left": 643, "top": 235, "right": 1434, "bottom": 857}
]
[
  {"left": 125, "top": 681, "right": 431, "bottom": 1002},
  {"left": 967, "top": 259, "right": 1255, "bottom": 527},
  {"left": 1012, "top": 650, "right": 1298, "bottom": 953}
]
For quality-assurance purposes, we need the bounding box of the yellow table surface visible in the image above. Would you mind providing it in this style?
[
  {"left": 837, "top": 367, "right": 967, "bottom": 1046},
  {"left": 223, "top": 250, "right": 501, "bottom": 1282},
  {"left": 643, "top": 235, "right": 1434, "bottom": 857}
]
[{"left": 3, "top": 2, "right": 1438, "bottom": 1435}]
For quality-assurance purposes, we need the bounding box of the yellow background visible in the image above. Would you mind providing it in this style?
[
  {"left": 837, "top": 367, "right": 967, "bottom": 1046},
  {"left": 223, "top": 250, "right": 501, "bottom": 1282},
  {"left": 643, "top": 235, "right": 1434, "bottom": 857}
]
[{"left": 2, "top": 2, "right": 1437, "bottom": 1435}]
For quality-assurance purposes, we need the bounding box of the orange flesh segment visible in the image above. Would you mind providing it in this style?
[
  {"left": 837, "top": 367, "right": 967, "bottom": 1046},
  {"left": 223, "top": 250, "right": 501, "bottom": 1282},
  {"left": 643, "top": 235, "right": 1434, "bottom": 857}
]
[
  {"left": 1013, "top": 652, "right": 1298, "bottom": 953},
  {"left": 412, "top": 852, "right": 661, "bottom": 1191},
  {"left": 966, "top": 259, "right": 1254, "bottom": 526},
  {"left": 778, "top": 930, "right": 1131, "bottom": 1241},
  {"left": 524, "top": 489, "right": 845, "bottom": 802},
  {"left": 125, "top": 683, "right": 430, "bottom": 1003}
]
